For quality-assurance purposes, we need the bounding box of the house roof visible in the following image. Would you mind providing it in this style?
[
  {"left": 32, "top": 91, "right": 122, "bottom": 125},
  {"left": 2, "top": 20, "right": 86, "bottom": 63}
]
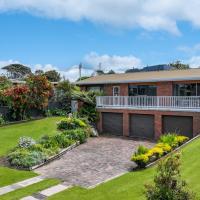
[{"left": 76, "top": 68, "right": 200, "bottom": 85}]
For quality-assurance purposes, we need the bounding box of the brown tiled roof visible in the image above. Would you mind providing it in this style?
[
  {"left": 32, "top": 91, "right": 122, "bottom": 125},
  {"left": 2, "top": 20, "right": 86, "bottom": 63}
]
[{"left": 76, "top": 68, "right": 200, "bottom": 85}]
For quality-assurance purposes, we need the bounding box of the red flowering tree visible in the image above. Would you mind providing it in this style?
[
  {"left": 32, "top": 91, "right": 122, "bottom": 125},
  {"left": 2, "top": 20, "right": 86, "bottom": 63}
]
[
  {"left": 26, "top": 75, "right": 53, "bottom": 110},
  {"left": 3, "top": 85, "right": 30, "bottom": 120}
]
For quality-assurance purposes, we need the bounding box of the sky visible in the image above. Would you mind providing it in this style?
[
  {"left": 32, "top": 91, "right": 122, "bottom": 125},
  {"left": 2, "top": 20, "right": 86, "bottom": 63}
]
[{"left": 0, "top": 0, "right": 200, "bottom": 81}]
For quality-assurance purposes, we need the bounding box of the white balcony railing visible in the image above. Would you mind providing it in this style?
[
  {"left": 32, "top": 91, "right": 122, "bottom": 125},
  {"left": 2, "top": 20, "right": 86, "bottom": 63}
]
[{"left": 96, "top": 96, "right": 200, "bottom": 111}]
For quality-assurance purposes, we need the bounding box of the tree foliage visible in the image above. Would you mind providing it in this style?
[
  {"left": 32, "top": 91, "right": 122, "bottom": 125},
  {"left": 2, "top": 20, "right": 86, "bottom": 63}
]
[
  {"left": 26, "top": 75, "right": 53, "bottom": 109},
  {"left": 145, "top": 153, "right": 195, "bottom": 200},
  {"left": 169, "top": 61, "right": 190, "bottom": 70},
  {"left": 2, "top": 64, "right": 32, "bottom": 79},
  {"left": 44, "top": 70, "right": 61, "bottom": 82}
]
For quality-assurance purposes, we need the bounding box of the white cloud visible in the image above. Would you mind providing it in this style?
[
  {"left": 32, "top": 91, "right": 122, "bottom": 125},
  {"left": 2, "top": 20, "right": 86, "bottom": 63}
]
[
  {"left": 0, "top": 59, "right": 20, "bottom": 75},
  {"left": 1, "top": 0, "right": 200, "bottom": 34},
  {"left": 178, "top": 43, "right": 200, "bottom": 54},
  {"left": 0, "top": 52, "right": 142, "bottom": 81},
  {"left": 187, "top": 56, "right": 200, "bottom": 68},
  {"left": 84, "top": 52, "right": 142, "bottom": 72}
]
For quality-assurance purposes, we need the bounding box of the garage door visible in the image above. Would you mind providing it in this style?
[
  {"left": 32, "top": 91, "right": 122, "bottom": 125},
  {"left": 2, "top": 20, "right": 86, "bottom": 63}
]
[
  {"left": 130, "top": 114, "right": 155, "bottom": 140},
  {"left": 162, "top": 116, "right": 193, "bottom": 138},
  {"left": 102, "top": 113, "right": 123, "bottom": 136}
]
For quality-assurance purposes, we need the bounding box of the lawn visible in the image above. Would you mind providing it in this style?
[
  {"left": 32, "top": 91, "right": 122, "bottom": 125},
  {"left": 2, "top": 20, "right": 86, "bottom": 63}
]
[
  {"left": 0, "top": 117, "right": 62, "bottom": 187},
  {"left": 48, "top": 137, "right": 200, "bottom": 200},
  {"left": 0, "top": 178, "right": 60, "bottom": 200},
  {"left": 0, "top": 117, "right": 62, "bottom": 156}
]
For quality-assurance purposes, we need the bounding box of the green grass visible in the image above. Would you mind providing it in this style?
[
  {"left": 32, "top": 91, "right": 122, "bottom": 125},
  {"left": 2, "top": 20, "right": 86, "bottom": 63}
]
[
  {"left": 0, "top": 178, "right": 60, "bottom": 200},
  {"left": 0, "top": 117, "right": 62, "bottom": 187},
  {"left": 48, "top": 137, "right": 200, "bottom": 200},
  {"left": 0, "top": 167, "right": 37, "bottom": 187},
  {"left": 0, "top": 117, "right": 62, "bottom": 156}
]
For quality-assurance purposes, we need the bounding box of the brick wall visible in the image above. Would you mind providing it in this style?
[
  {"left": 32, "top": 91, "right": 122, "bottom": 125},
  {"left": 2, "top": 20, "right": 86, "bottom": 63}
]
[
  {"left": 97, "top": 108, "right": 200, "bottom": 140},
  {"left": 157, "top": 82, "right": 173, "bottom": 96}
]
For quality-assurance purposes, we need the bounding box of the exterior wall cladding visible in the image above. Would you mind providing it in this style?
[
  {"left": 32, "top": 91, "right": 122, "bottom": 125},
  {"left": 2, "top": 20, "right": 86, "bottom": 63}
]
[{"left": 84, "top": 81, "right": 200, "bottom": 140}]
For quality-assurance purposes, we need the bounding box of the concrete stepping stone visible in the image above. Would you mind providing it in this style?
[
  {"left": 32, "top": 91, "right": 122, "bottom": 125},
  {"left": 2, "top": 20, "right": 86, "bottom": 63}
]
[
  {"left": 40, "top": 184, "right": 70, "bottom": 197},
  {"left": 21, "top": 196, "right": 39, "bottom": 200},
  {"left": 0, "top": 176, "right": 44, "bottom": 196},
  {"left": 16, "top": 176, "right": 44, "bottom": 187}
]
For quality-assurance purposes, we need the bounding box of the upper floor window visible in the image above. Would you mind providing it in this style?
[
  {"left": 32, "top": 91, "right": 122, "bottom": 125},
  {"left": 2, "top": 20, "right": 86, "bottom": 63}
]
[
  {"left": 113, "top": 86, "right": 120, "bottom": 96},
  {"left": 129, "top": 85, "right": 157, "bottom": 96},
  {"left": 173, "top": 83, "right": 200, "bottom": 96},
  {"left": 87, "top": 86, "right": 103, "bottom": 92}
]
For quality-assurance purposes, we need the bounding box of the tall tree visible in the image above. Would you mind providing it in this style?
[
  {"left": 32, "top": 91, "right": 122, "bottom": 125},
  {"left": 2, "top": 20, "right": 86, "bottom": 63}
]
[
  {"left": 2, "top": 64, "right": 32, "bottom": 79},
  {"left": 35, "top": 69, "right": 44, "bottom": 75},
  {"left": 44, "top": 70, "right": 61, "bottom": 82}
]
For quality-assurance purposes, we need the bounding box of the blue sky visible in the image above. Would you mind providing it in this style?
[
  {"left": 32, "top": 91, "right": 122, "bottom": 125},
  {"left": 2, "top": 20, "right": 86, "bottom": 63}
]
[{"left": 0, "top": 0, "right": 200, "bottom": 81}]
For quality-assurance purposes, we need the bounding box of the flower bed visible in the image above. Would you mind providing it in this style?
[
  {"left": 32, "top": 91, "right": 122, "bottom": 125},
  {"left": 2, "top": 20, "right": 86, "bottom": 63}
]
[
  {"left": 7, "top": 116, "right": 92, "bottom": 169},
  {"left": 131, "top": 134, "right": 189, "bottom": 169}
]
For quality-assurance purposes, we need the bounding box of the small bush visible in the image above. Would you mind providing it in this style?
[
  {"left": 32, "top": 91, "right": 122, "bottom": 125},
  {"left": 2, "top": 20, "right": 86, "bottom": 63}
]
[
  {"left": 38, "top": 135, "right": 59, "bottom": 149},
  {"left": 8, "top": 149, "right": 47, "bottom": 168},
  {"left": 145, "top": 154, "right": 195, "bottom": 200},
  {"left": 45, "top": 109, "right": 67, "bottom": 117},
  {"left": 159, "top": 134, "right": 178, "bottom": 148},
  {"left": 53, "top": 134, "right": 74, "bottom": 148},
  {"left": 155, "top": 143, "right": 172, "bottom": 153},
  {"left": 57, "top": 117, "right": 87, "bottom": 131},
  {"left": 0, "top": 114, "right": 5, "bottom": 125},
  {"left": 176, "top": 136, "right": 189, "bottom": 145},
  {"left": 131, "top": 154, "right": 149, "bottom": 168},
  {"left": 137, "top": 145, "right": 149, "bottom": 155},
  {"left": 18, "top": 136, "right": 36, "bottom": 148},
  {"left": 148, "top": 147, "right": 164, "bottom": 158},
  {"left": 63, "top": 128, "right": 88, "bottom": 144}
]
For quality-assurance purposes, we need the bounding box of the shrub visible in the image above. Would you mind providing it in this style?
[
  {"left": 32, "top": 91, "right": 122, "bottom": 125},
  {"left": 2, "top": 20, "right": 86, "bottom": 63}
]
[
  {"left": 63, "top": 128, "right": 88, "bottom": 144},
  {"left": 145, "top": 154, "right": 195, "bottom": 200},
  {"left": 18, "top": 136, "right": 36, "bottom": 148},
  {"left": 159, "top": 134, "right": 178, "bottom": 148},
  {"left": 8, "top": 149, "right": 47, "bottom": 168},
  {"left": 45, "top": 109, "right": 67, "bottom": 117},
  {"left": 137, "top": 145, "right": 149, "bottom": 155},
  {"left": 155, "top": 143, "right": 172, "bottom": 153},
  {"left": 57, "top": 117, "right": 87, "bottom": 131},
  {"left": 176, "top": 136, "right": 189, "bottom": 145},
  {"left": 131, "top": 154, "right": 149, "bottom": 168},
  {"left": 0, "top": 114, "right": 5, "bottom": 125},
  {"left": 53, "top": 134, "right": 74, "bottom": 148},
  {"left": 148, "top": 147, "right": 164, "bottom": 158},
  {"left": 38, "top": 135, "right": 59, "bottom": 149}
]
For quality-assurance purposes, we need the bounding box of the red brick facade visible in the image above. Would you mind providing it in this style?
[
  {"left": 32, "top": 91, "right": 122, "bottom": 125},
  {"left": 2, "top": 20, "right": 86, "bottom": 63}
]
[{"left": 97, "top": 108, "right": 200, "bottom": 140}]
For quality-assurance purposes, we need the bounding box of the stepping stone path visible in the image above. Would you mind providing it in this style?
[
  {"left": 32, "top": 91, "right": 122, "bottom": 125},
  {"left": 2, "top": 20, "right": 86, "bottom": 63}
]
[
  {"left": 0, "top": 176, "right": 44, "bottom": 195},
  {"left": 21, "top": 183, "right": 71, "bottom": 200}
]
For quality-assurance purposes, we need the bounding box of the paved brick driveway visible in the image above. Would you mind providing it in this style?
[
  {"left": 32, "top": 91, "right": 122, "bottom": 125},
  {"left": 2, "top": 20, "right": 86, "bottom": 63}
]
[{"left": 35, "top": 136, "right": 154, "bottom": 188}]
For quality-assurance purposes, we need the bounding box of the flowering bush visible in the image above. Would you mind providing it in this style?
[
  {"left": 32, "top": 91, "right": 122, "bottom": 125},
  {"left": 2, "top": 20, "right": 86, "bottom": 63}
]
[
  {"left": 57, "top": 117, "right": 87, "bottom": 130},
  {"left": 3, "top": 85, "right": 30, "bottom": 120},
  {"left": 131, "top": 134, "right": 189, "bottom": 169},
  {"left": 26, "top": 75, "right": 53, "bottom": 109},
  {"left": 18, "top": 137, "right": 36, "bottom": 148}
]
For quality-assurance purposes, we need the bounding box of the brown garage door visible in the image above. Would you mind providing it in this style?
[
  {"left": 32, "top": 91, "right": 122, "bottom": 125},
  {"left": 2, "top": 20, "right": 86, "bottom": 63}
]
[
  {"left": 102, "top": 113, "right": 123, "bottom": 136},
  {"left": 162, "top": 116, "right": 193, "bottom": 138},
  {"left": 130, "top": 114, "right": 155, "bottom": 140}
]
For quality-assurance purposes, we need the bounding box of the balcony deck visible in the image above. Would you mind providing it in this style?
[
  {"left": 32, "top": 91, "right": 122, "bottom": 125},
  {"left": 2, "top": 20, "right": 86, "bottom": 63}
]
[{"left": 96, "top": 96, "right": 200, "bottom": 112}]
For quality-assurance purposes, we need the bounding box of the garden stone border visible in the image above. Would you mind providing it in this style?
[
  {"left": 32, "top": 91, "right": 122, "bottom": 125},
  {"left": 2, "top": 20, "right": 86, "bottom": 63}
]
[{"left": 145, "top": 134, "right": 200, "bottom": 169}]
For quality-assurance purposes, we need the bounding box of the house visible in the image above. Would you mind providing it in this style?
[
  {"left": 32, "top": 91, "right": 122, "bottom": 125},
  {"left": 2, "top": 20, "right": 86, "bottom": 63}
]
[{"left": 76, "top": 68, "right": 200, "bottom": 140}]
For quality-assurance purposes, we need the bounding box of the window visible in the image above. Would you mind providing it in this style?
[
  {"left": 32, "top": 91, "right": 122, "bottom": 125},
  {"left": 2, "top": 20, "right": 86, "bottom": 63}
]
[
  {"left": 113, "top": 86, "right": 120, "bottom": 96},
  {"left": 129, "top": 85, "right": 157, "bottom": 96},
  {"left": 173, "top": 83, "right": 200, "bottom": 96},
  {"left": 87, "top": 86, "right": 103, "bottom": 92}
]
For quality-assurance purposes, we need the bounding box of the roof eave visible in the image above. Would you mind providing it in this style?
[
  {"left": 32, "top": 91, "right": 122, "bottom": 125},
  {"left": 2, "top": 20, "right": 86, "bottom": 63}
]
[{"left": 76, "top": 76, "right": 200, "bottom": 85}]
